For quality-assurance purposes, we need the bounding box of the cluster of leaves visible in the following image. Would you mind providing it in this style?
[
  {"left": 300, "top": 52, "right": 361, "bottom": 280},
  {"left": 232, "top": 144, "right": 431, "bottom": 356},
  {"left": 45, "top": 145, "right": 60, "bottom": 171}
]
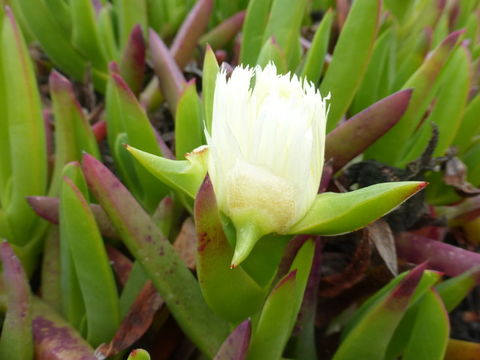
[{"left": 0, "top": 0, "right": 479, "bottom": 359}]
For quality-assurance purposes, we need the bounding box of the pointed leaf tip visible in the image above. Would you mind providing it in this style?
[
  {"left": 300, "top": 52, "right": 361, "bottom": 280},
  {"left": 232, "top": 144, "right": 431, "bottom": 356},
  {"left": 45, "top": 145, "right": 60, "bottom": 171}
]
[{"left": 231, "top": 225, "right": 263, "bottom": 268}]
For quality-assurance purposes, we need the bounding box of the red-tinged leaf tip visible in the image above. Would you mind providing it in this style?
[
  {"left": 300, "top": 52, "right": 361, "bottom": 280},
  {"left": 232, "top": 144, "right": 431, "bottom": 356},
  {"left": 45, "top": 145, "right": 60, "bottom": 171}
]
[
  {"left": 109, "top": 61, "right": 120, "bottom": 74},
  {"left": 443, "top": 29, "right": 465, "bottom": 47},
  {"left": 273, "top": 270, "right": 297, "bottom": 292},
  {"left": 391, "top": 262, "right": 427, "bottom": 302},
  {"left": 111, "top": 72, "right": 135, "bottom": 95},
  {"left": 214, "top": 319, "right": 251, "bottom": 360},
  {"left": 49, "top": 70, "right": 71, "bottom": 91},
  {"left": 92, "top": 120, "right": 107, "bottom": 143},
  {"left": 416, "top": 182, "right": 428, "bottom": 191},
  {"left": 26, "top": 196, "right": 60, "bottom": 224}
]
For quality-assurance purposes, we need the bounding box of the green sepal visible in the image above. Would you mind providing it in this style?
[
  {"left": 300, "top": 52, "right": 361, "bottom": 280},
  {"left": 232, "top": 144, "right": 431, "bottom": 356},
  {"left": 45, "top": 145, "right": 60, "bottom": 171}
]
[
  {"left": 126, "top": 145, "right": 208, "bottom": 199},
  {"left": 289, "top": 182, "right": 426, "bottom": 235}
]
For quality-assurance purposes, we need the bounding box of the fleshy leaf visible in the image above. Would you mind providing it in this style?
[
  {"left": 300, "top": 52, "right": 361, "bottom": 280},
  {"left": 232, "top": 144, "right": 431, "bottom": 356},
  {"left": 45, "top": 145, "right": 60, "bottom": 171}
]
[
  {"left": 170, "top": 0, "right": 213, "bottom": 68},
  {"left": 0, "top": 241, "right": 33, "bottom": 360},
  {"left": 59, "top": 177, "right": 120, "bottom": 346},
  {"left": 320, "top": 0, "right": 381, "bottom": 130},
  {"left": 81, "top": 153, "right": 229, "bottom": 357},
  {"left": 436, "top": 265, "right": 480, "bottom": 312},
  {"left": 289, "top": 182, "right": 426, "bottom": 235},
  {"left": 202, "top": 45, "right": 219, "bottom": 132},
  {"left": 333, "top": 264, "right": 427, "bottom": 360},
  {"left": 325, "top": 89, "right": 413, "bottom": 172},
  {"left": 175, "top": 80, "right": 204, "bottom": 159},
  {"left": 300, "top": 9, "right": 333, "bottom": 84},
  {"left": 247, "top": 271, "right": 297, "bottom": 360}
]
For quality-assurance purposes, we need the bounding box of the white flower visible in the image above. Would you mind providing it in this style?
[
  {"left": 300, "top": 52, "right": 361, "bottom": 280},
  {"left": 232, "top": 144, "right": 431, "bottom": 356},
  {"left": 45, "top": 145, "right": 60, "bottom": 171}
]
[{"left": 206, "top": 63, "right": 329, "bottom": 266}]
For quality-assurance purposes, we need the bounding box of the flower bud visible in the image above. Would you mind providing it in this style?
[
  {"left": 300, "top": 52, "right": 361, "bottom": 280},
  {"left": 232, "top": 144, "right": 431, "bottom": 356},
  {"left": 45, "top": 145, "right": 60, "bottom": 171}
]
[{"left": 206, "top": 63, "right": 329, "bottom": 266}]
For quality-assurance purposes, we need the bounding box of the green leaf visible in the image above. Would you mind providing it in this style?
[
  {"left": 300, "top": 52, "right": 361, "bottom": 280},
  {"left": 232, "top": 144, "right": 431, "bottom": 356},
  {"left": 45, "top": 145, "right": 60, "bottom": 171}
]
[
  {"left": 82, "top": 154, "right": 229, "bottom": 357},
  {"left": 247, "top": 270, "right": 297, "bottom": 360},
  {"left": 126, "top": 145, "right": 208, "bottom": 200},
  {"left": 452, "top": 94, "right": 480, "bottom": 155},
  {"left": 300, "top": 9, "right": 333, "bottom": 84},
  {"left": 289, "top": 182, "right": 426, "bottom": 235},
  {"left": 261, "top": 0, "right": 307, "bottom": 68},
  {"left": 320, "top": 0, "right": 380, "bottom": 131},
  {"left": 97, "top": 5, "right": 119, "bottom": 61},
  {"left": 351, "top": 28, "right": 395, "bottom": 115},
  {"left": 49, "top": 70, "right": 100, "bottom": 196},
  {"left": 106, "top": 70, "right": 168, "bottom": 212},
  {"left": 343, "top": 268, "right": 442, "bottom": 340},
  {"left": 1, "top": 8, "right": 47, "bottom": 245},
  {"left": 365, "top": 30, "right": 462, "bottom": 165},
  {"left": 401, "top": 291, "right": 449, "bottom": 360},
  {"left": 203, "top": 45, "right": 219, "bottom": 133},
  {"left": 70, "top": 0, "right": 107, "bottom": 71},
  {"left": 239, "top": 0, "right": 272, "bottom": 66},
  {"left": 114, "top": 0, "right": 147, "bottom": 50},
  {"left": 0, "top": 241, "right": 33, "bottom": 360},
  {"left": 333, "top": 264, "right": 427, "bottom": 360},
  {"left": 60, "top": 177, "right": 120, "bottom": 346},
  {"left": 10, "top": 0, "right": 87, "bottom": 80},
  {"left": 436, "top": 266, "right": 480, "bottom": 312},
  {"left": 256, "top": 37, "right": 288, "bottom": 73},
  {"left": 194, "top": 177, "right": 266, "bottom": 323},
  {"left": 175, "top": 80, "right": 204, "bottom": 159},
  {"left": 400, "top": 45, "right": 472, "bottom": 165}
]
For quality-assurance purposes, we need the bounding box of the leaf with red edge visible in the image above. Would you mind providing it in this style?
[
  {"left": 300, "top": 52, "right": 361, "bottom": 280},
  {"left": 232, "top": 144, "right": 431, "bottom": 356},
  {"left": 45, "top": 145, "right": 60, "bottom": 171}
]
[
  {"left": 27, "top": 196, "right": 119, "bottom": 239},
  {"left": 213, "top": 320, "right": 251, "bottom": 360},
  {"left": 0, "top": 241, "right": 33, "bottom": 360},
  {"left": 120, "top": 25, "right": 146, "bottom": 95},
  {"left": 149, "top": 29, "right": 186, "bottom": 112},
  {"left": 170, "top": 0, "right": 213, "bottom": 68},
  {"left": 333, "top": 264, "right": 427, "bottom": 360},
  {"left": 200, "top": 11, "right": 245, "bottom": 49},
  {"left": 194, "top": 176, "right": 265, "bottom": 323},
  {"left": 325, "top": 89, "right": 413, "bottom": 172},
  {"left": 81, "top": 153, "right": 229, "bottom": 357}
]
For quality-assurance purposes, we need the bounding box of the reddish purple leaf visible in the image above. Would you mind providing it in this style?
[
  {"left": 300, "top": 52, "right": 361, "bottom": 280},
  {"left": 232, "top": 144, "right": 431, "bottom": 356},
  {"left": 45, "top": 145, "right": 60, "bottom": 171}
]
[
  {"left": 120, "top": 25, "right": 146, "bottom": 95},
  {"left": 0, "top": 241, "right": 33, "bottom": 359},
  {"left": 200, "top": 11, "right": 246, "bottom": 49},
  {"left": 27, "top": 196, "right": 119, "bottom": 239},
  {"left": 396, "top": 232, "right": 480, "bottom": 277},
  {"left": 213, "top": 320, "right": 251, "bottom": 360},
  {"left": 149, "top": 30, "right": 186, "bottom": 112},
  {"left": 32, "top": 299, "right": 96, "bottom": 360},
  {"left": 170, "top": 0, "right": 213, "bottom": 68},
  {"left": 325, "top": 89, "right": 413, "bottom": 172}
]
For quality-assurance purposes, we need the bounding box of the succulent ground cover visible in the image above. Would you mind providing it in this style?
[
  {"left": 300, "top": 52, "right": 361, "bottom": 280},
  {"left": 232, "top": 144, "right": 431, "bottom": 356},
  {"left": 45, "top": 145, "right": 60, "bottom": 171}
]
[{"left": 0, "top": 0, "right": 480, "bottom": 359}]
